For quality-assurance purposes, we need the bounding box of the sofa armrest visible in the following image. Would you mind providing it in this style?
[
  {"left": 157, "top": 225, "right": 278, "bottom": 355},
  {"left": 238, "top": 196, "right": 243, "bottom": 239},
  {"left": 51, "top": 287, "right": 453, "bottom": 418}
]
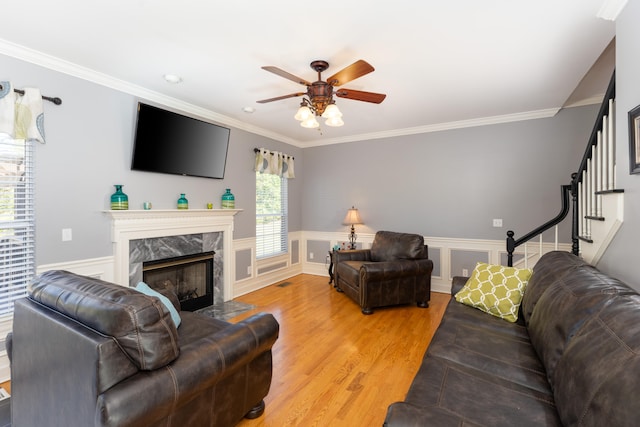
[
  {"left": 451, "top": 276, "right": 470, "bottom": 295},
  {"left": 360, "top": 259, "right": 433, "bottom": 280},
  {"left": 334, "top": 249, "right": 371, "bottom": 263},
  {"left": 96, "top": 312, "right": 280, "bottom": 427}
]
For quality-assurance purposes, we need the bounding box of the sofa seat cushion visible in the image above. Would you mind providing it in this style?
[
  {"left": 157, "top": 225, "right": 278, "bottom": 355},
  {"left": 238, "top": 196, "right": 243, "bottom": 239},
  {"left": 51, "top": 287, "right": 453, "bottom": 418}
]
[
  {"left": 335, "top": 260, "right": 363, "bottom": 289},
  {"left": 385, "top": 403, "right": 484, "bottom": 427},
  {"left": 402, "top": 355, "right": 561, "bottom": 427},
  {"left": 29, "top": 270, "right": 179, "bottom": 370},
  {"left": 427, "top": 301, "right": 550, "bottom": 394},
  {"left": 455, "top": 262, "right": 532, "bottom": 323},
  {"left": 370, "top": 231, "right": 427, "bottom": 262}
]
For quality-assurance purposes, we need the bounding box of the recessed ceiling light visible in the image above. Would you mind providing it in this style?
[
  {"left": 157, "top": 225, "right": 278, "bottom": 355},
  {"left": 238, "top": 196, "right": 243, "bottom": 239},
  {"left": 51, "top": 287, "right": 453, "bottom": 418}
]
[
  {"left": 242, "top": 107, "right": 255, "bottom": 113},
  {"left": 163, "top": 74, "right": 182, "bottom": 84}
]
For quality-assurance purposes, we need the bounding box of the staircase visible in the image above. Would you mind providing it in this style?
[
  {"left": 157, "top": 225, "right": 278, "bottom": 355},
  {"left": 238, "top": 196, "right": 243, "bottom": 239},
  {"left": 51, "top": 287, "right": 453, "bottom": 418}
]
[{"left": 507, "top": 72, "right": 623, "bottom": 267}]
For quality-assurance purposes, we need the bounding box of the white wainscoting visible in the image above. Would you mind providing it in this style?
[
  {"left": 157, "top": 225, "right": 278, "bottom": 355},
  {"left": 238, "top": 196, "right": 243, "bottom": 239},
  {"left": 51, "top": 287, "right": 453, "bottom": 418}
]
[
  {"left": 31, "top": 231, "right": 571, "bottom": 297},
  {"left": 299, "top": 231, "right": 572, "bottom": 294},
  {"left": 0, "top": 231, "right": 569, "bottom": 383}
]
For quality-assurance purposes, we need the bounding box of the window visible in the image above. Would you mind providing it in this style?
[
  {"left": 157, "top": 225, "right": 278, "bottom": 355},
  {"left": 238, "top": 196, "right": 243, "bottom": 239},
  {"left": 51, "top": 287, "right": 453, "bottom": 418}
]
[
  {"left": 256, "top": 172, "right": 288, "bottom": 259},
  {"left": 0, "top": 137, "right": 35, "bottom": 316}
]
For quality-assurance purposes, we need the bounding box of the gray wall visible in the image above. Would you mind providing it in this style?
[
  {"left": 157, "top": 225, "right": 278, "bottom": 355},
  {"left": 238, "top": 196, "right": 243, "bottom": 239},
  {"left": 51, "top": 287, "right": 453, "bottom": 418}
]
[
  {"left": 301, "top": 105, "right": 598, "bottom": 242},
  {"left": 596, "top": 2, "right": 640, "bottom": 289},
  {"left": 1, "top": 53, "right": 302, "bottom": 266},
  {"left": 5, "top": 37, "right": 633, "bottom": 288}
]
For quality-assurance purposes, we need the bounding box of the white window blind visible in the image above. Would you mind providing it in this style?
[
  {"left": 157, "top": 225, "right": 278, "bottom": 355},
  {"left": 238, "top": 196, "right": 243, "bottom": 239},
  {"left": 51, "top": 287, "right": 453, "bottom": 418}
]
[
  {"left": 256, "top": 171, "right": 288, "bottom": 259},
  {"left": 0, "top": 137, "right": 35, "bottom": 316}
]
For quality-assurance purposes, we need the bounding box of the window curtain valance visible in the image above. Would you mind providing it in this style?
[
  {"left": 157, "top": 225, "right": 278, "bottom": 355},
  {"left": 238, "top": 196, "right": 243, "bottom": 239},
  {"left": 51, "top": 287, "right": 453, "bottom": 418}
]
[
  {"left": 254, "top": 147, "right": 295, "bottom": 178},
  {"left": 0, "top": 81, "right": 46, "bottom": 143}
]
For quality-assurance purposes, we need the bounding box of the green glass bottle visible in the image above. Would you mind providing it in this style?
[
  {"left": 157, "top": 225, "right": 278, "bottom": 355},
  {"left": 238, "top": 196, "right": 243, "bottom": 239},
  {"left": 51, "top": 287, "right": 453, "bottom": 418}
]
[
  {"left": 177, "top": 193, "right": 188, "bottom": 210},
  {"left": 110, "top": 185, "right": 128, "bottom": 210},
  {"left": 221, "top": 188, "right": 235, "bottom": 209}
]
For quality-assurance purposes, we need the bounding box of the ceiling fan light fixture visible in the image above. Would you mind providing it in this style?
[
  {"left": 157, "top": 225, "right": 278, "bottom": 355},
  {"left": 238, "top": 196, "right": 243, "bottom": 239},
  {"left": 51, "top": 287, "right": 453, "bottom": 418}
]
[
  {"left": 257, "top": 59, "right": 385, "bottom": 131},
  {"left": 294, "top": 104, "right": 313, "bottom": 121},
  {"left": 325, "top": 116, "right": 344, "bottom": 127},
  {"left": 300, "top": 117, "right": 320, "bottom": 128},
  {"left": 321, "top": 103, "right": 342, "bottom": 119}
]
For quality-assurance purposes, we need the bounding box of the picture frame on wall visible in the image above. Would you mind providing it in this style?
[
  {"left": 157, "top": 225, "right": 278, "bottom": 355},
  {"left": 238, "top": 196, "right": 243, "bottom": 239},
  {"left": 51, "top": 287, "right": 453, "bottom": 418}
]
[{"left": 628, "top": 104, "right": 640, "bottom": 174}]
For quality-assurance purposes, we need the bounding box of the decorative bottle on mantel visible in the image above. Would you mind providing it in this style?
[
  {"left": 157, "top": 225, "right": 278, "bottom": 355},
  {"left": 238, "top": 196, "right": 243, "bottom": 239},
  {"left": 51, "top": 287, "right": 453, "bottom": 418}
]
[
  {"left": 177, "top": 193, "right": 189, "bottom": 210},
  {"left": 221, "top": 188, "right": 235, "bottom": 209},
  {"left": 110, "top": 185, "right": 128, "bottom": 210}
]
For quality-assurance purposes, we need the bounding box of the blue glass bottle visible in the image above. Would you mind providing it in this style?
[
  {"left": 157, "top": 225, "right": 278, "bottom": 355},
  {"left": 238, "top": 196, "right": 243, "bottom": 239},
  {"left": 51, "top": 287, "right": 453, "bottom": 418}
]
[
  {"left": 221, "top": 189, "right": 235, "bottom": 209},
  {"left": 177, "top": 193, "right": 188, "bottom": 210},
  {"left": 110, "top": 185, "right": 128, "bottom": 210}
]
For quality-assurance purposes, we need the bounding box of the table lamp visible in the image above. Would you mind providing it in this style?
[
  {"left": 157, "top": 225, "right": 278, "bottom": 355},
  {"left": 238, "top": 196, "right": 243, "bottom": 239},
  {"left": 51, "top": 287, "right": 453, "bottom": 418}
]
[{"left": 343, "top": 206, "right": 363, "bottom": 250}]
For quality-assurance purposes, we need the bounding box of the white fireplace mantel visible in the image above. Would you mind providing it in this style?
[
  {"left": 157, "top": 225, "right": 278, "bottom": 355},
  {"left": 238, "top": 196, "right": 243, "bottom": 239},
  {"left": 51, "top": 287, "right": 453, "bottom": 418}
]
[{"left": 104, "top": 209, "right": 242, "bottom": 301}]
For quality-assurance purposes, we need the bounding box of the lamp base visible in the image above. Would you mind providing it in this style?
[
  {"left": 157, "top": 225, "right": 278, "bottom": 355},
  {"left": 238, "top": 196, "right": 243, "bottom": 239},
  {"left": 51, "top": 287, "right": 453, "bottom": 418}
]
[{"left": 348, "top": 225, "right": 357, "bottom": 250}]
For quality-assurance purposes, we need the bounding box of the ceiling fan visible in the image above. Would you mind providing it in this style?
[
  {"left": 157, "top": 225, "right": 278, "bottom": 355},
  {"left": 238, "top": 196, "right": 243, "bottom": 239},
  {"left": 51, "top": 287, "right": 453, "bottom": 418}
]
[{"left": 257, "top": 59, "right": 386, "bottom": 128}]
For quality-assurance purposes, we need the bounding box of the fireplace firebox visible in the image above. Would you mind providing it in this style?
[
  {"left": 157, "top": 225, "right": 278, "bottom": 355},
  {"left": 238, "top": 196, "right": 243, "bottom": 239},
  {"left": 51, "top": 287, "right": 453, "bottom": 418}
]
[{"left": 142, "top": 251, "right": 214, "bottom": 312}]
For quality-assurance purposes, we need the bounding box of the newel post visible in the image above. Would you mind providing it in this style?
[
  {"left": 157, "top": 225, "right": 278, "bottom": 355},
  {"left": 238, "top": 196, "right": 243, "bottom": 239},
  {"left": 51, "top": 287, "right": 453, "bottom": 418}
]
[
  {"left": 506, "top": 230, "right": 515, "bottom": 267},
  {"left": 570, "top": 173, "right": 580, "bottom": 256}
]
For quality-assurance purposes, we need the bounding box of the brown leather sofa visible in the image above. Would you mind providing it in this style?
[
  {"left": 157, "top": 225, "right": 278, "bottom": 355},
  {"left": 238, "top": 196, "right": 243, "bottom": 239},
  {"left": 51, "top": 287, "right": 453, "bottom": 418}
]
[
  {"left": 334, "top": 231, "right": 432, "bottom": 314},
  {"left": 7, "top": 270, "right": 279, "bottom": 427},
  {"left": 384, "top": 251, "right": 640, "bottom": 426}
]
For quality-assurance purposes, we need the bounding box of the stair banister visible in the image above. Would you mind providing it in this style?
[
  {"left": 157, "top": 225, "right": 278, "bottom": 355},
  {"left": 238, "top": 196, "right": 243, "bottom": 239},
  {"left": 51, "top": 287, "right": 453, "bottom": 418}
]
[
  {"left": 507, "top": 71, "right": 616, "bottom": 268},
  {"left": 506, "top": 183, "right": 572, "bottom": 267}
]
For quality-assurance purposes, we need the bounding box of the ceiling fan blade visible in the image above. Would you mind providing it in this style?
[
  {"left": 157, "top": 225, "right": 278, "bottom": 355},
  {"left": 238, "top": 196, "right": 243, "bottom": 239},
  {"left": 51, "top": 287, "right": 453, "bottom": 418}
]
[
  {"left": 261, "top": 66, "right": 312, "bottom": 86},
  {"left": 256, "top": 93, "right": 305, "bottom": 103},
  {"left": 326, "top": 60, "right": 375, "bottom": 86},
  {"left": 335, "top": 89, "right": 386, "bottom": 104}
]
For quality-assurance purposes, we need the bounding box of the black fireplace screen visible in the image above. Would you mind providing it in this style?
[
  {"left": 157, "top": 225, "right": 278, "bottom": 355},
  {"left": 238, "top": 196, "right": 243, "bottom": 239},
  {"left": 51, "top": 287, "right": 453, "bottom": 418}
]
[{"left": 142, "top": 251, "right": 214, "bottom": 312}]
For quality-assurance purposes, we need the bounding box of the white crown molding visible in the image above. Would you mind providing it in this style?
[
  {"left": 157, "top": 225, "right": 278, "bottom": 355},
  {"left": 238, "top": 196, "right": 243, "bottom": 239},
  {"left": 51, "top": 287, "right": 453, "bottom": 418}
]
[
  {"left": 0, "top": 38, "right": 299, "bottom": 146},
  {"left": 302, "top": 107, "right": 561, "bottom": 148},
  {"left": 0, "top": 38, "right": 564, "bottom": 149},
  {"left": 562, "top": 94, "right": 605, "bottom": 109},
  {"left": 597, "top": 0, "right": 628, "bottom": 20}
]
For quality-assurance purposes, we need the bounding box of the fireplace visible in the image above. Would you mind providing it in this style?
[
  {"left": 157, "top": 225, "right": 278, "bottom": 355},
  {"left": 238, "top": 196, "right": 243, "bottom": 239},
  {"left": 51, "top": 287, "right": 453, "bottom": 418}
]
[
  {"left": 105, "top": 209, "right": 241, "bottom": 303},
  {"left": 143, "top": 251, "right": 215, "bottom": 312}
]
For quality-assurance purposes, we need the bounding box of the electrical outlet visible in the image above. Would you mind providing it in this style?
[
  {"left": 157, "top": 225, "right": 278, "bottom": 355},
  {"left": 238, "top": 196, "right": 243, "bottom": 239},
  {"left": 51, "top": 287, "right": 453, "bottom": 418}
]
[
  {"left": 246, "top": 266, "right": 251, "bottom": 275},
  {"left": 310, "top": 252, "right": 314, "bottom": 260},
  {"left": 62, "top": 228, "right": 72, "bottom": 241},
  {"left": 492, "top": 218, "right": 503, "bottom": 227},
  {"left": 462, "top": 268, "right": 469, "bottom": 276}
]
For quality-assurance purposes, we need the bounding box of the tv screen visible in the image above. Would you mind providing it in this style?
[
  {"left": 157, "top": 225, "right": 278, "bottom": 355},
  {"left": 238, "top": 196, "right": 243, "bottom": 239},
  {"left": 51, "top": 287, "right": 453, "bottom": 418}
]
[{"left": 131, "top": 102, "right": 230, "bottom": 179}]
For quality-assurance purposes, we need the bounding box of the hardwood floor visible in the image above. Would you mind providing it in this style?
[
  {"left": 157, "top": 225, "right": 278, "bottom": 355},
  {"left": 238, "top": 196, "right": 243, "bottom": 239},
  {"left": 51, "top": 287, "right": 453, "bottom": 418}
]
[
  {"left": 233, "top": 274, "right": 449, "bottom": 427},
  {"left": 0, "top": 274, "right": 448, "bottom": 426}
]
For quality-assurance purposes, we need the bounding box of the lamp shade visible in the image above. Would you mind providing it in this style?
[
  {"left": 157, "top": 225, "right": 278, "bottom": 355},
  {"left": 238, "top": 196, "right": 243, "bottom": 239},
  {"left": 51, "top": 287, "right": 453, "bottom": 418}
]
[
  {"left": 294, "top": 105, "right": 313, "bottom": 121},
  {"left": 321, "top": 103, "right": 343, "bottom": 119},
  {"left": 343, "top": 206, "right": 363, "bottom": 225},
  {"left": 300, "top": 117, "right": 320, "bottom": 128},
  {"left": 325, "top": 116, "right": 344, "bottom": 127}
]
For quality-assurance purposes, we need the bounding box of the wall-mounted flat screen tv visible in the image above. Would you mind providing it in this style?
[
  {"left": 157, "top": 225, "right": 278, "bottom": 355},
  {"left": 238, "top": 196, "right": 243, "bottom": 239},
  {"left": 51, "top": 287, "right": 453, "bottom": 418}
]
[{"left": 131, "top": 102, "right": 230, "bottom": 179}]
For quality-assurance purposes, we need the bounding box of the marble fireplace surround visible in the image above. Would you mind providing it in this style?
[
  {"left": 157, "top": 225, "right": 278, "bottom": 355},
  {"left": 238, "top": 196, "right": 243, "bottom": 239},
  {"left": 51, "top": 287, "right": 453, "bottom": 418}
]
[{"left": 105, "top": 209, "right": 241, "bottom": 302}]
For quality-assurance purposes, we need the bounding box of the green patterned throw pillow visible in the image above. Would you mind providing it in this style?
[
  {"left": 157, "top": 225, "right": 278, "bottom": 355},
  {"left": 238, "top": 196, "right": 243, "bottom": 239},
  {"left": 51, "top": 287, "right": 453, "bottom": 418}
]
[{"left": 455, "top": 262, "right": 532, "bottom": 322}]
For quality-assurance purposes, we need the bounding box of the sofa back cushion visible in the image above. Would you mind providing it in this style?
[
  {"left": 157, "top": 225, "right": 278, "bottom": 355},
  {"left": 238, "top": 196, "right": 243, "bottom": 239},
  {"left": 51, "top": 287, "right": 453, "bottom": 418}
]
[
  {"left": 526, "top": 265, "right": 635, "bottom": 389},
  {"left": 370, "top": 231, "right": 427, "bottom": 262},
  {"left": 553, "top": 294, "right": 640, "bottom": 426},
  {"left": 29, "top": 270, "right": 180, "bottom": 370}
]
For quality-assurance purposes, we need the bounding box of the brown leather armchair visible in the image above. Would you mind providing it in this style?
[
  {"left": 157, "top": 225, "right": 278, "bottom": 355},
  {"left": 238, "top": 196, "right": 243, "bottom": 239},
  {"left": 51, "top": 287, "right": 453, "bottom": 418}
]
[
  {"left": 334, "top": 231, "right": 433, "bottom": 314},
  {"left": 7, "top": 270, "right": 279, "bottom": 427}
]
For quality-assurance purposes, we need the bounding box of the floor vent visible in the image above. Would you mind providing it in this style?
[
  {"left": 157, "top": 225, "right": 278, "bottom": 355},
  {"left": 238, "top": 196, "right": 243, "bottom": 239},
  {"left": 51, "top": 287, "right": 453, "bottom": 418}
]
[{"left": 277, "top": 281, "right": 292, "bottom": 288}]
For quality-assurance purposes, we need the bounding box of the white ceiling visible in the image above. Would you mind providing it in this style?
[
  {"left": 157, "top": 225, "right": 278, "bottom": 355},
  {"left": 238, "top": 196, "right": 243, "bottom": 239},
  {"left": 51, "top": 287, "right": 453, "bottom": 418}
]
[{"left": 0, "top": 1, "right": 616, "bottom": 147}]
